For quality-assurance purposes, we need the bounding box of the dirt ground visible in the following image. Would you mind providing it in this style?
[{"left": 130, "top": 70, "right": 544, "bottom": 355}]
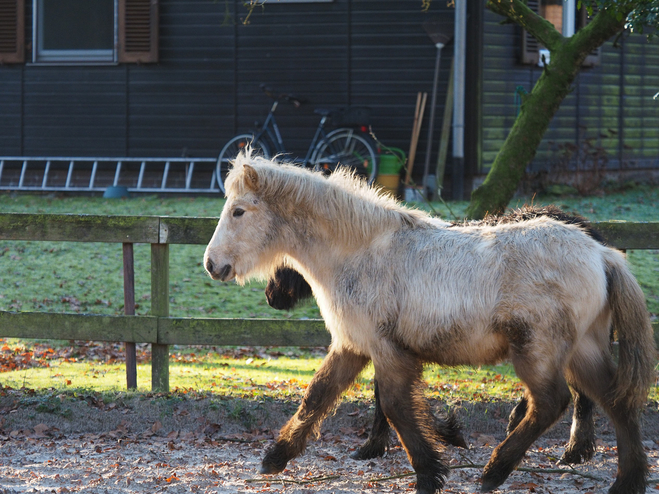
[{"left": 1, "top": 395, "right": 658, "bottom": 494}]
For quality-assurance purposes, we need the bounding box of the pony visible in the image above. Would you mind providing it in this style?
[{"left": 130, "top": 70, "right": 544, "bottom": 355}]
[
  {"left": 204, "top": 154, "right": 655, "bottom": 494},
  {"left": 264, "top": 204, "right": 607, "bottom": 465}
]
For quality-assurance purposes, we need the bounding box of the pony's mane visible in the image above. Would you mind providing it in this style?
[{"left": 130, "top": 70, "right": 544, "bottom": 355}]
[{"left": 225, "top": 152, "right": 430, "bottom": 242}]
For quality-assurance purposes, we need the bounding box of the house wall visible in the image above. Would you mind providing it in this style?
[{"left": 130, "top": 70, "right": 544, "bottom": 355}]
[
  {"left": 481, "top": 5, "right": 659, "bottom": 179},
  {"left": 0, "top": 0, "right": 454, "bottom": 176}
]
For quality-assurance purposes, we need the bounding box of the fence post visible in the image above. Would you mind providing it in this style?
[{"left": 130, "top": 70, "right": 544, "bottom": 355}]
[
  {"left": 151, "top": 243, "right": 169, "bottom": 392},
  {"left": 122, "top": 243, "right": 137, "bottom": 390}
]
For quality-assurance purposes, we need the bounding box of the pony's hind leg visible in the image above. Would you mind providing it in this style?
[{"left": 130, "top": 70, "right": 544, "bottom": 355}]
[
  {"left": 260, "top": 346, "right": 369, "bottom": 474},
  {"left": 507, "top": 391, "right": 596, "bottom": 465},
  {"left": 481, "top": 365, "right": 572, "bottom": 492},
  {"left": 352, "top": 380, "right": 467, "bottom": 460},
  {"left": 373, "top": 351, "right": 450, "bottom": 494},
  {"left": 568, "top": 351, "right": 648, "bottom": 494},
  {"left": 560, "top": 388, "right": 596, "bottom": 464}
]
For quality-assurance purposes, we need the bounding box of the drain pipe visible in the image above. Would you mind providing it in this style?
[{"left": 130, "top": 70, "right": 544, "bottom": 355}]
[{"left": 452, "top": 0, "right": 466, "bottom": 200}]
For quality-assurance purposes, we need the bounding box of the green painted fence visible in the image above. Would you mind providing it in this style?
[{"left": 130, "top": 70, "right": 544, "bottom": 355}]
[{"left": 0, "top": 213, "right": 657, "bottom": 392}]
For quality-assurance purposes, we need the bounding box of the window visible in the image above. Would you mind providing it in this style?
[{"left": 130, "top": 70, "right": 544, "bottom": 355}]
[
  {"left": 521, "top": 0, "right": 600, "bottom": 67},
  {"left": 0, "top": 0, "right": 158, "bottom": 64},
  {"left": 35, "top": 0, "right": 115, "bottom": 63}
]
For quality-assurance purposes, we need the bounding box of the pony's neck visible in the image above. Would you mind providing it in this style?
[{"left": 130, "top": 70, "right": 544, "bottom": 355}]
[{"left": 279, "top": 178, "right": 422, "bottom": 252}]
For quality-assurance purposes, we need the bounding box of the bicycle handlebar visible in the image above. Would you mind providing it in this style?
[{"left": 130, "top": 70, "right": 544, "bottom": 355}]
[{"left": 260, "top": 83, "right": 305, "bottom": 108}]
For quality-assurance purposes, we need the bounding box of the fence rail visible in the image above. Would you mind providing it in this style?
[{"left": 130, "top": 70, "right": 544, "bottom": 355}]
[{"left": 0, "top": 213, "right": 657, "bottom": 391}]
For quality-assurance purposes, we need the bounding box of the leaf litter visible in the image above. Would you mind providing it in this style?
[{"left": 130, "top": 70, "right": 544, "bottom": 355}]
[{"left": 0, "top": 391, "right": 659, "bottom": 493}]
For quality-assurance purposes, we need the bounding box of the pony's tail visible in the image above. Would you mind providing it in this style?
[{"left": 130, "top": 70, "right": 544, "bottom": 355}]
[{"left": 605, "top": 249, "right": 656, "bottom": 409}]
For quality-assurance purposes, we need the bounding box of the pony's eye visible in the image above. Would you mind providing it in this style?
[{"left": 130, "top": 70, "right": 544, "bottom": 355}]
[{"left": 233, "top": 208, "right": 245, "bottom": 218}]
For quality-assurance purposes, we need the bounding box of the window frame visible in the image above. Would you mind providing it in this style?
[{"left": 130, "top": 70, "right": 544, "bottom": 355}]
[{"left": 32, "top": 0, "right": 118, "bottom": 64}]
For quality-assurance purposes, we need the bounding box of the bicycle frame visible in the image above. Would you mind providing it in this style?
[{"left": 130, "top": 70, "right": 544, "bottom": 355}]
[{"left": 252, "top": 101, "right": 331, "bottom": 166}]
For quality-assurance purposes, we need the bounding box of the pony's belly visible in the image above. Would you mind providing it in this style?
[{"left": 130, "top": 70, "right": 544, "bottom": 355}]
[
  {"left": 435, "top": 333, "right": 509, "bottom": 366},
  {"left": 404, "top": 323, "right": 509, "bottom": 367}
]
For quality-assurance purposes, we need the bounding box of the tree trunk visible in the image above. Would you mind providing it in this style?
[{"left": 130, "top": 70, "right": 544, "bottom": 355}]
[{"left": 465, "top": 2, "right": 628, "bottom": 219}]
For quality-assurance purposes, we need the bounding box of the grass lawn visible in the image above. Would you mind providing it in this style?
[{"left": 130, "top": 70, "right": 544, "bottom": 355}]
[{"left": 0, "top": 187, "right": 657, "bottom": 402}]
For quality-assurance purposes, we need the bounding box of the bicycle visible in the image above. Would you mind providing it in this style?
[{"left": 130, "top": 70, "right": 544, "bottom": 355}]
[{"left": 216, "top": 84, "right": 379, "bottom": 194}]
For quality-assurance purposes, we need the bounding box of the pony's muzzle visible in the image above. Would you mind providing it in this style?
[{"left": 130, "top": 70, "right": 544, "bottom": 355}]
[
  {"left": 205, "top": 258, "right": 234, "bottom": 281},
  {"left": 218, "top": 264, "right": 233, "bottom": 281}
]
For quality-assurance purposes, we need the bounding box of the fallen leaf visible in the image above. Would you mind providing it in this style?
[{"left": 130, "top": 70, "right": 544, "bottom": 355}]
[
  {"left": 204, "top": 423, "right": 221, "bottom": 435},
  {"left": 510, "top": 482, "right": 538, "bottom": 489},
  {"left": 33, "top": 424, "right": 50, "bottom": 436}
]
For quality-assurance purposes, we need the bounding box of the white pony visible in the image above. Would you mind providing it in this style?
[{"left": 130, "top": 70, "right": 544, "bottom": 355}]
[{"left": 204, "top": 153, "right": 654, "bottom": 494}]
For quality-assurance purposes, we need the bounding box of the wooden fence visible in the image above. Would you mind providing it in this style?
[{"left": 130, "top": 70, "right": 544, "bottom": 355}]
[{"left": 0, "top": 213, "right": 657, "bottom": 392}]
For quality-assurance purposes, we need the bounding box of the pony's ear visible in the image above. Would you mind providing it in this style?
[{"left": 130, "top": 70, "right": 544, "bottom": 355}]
[{"left": 243, "top": 164, "right": 260, "bottom": 191}]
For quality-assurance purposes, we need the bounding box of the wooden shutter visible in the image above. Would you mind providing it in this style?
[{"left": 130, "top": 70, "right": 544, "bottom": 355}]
[
  {"left": 0, "top": 0, "right": 24, "bottom": 63},
  {"left": 520, "top": 0, "right": 541, "bottom": 65},
  {"left": 118, "top": 0, "right": 158, "bottom": 63}
]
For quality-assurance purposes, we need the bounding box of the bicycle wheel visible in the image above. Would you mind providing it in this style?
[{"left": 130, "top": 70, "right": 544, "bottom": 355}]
[
  {"left": 311, "top": 129, "right": 378, "bottom": 185},
  {"left": 216, "top": 134, "right": 270, "bottom": 194}
]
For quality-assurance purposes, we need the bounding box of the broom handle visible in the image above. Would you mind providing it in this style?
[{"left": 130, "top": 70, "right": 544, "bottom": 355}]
[
  {"left": 405, "top": 93, "right": 422, "bottom": 186},
  {"left": 406, "top": 92, "right": 427, "bottom": 186}
]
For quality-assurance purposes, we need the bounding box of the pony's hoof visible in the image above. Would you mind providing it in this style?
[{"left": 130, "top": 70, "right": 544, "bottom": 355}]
[
  {"left": 480, "top": 475, "right": 506, "bottom": 492},
  {"left": 350, "top": 442, "right": 387, "bottom": 460},
  {"left": 480, "top": 480, "right": 498, "bottom": 493},
  {"left": 450, "top": 431, "right": 468, "bottom": 449},
  {"left": 559, "top": 443, "right": 595, "bottom": 465},
  {"left": 259, "top": 461, "right": 285, "bottom": 475},
  {"left": 607, "top": 470, "right": 648, "bottom": 494},
  {"left": 260, "top": 449, "right": 289, "bottom": 475},
  {"left": 415, "top": 469, "right": 448, "bottom": 494}
]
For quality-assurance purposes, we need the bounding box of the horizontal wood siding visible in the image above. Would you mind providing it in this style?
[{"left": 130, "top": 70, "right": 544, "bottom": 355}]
[
  {"left": 481, "top": 7, "right": 659, "bottom": 176},
  {"left": 5, "top": 0, "right": 235, "bottom": 158},
  {"left": 235, "top": 2, "right": 349, "bottom": 156},
  {"left": 5, "top": 1, "right": 657, "bottom": 181},
  {"left": 127, "top": 0, "right": 235, "bottom": 157},
  {"left": 1, "top": 0, "right": 453, "bottom": 174},
  {"left": 620, "top": 35, "right": 659, "bottom": 169},
  {"left": 22, "top": 68, "right": 128, "bottom": 156},
  {"left": 350, "top": 1, "right": 454, "bottom": 164},
  {"left": 0, "top": 68, "right": 21, "bottom": 155}
]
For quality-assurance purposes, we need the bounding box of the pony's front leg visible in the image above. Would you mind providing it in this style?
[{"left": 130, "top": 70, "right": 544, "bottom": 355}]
[
  {"left": 260, "top": 345, "right": 369, "bottom": 474},
  {"left": 372, "top": 350, "right": 450, "bottom": 494}
]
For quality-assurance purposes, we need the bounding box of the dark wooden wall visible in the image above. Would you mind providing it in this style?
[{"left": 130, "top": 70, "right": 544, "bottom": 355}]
[
  {"left": 0, "top": 0, "right": 454, "bottom": 174},
  {"left": 481, "top": 4, "right": 659, "bottom": 176}
]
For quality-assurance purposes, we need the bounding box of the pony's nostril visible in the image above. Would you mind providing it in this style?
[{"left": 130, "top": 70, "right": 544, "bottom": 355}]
[
  {"left": 206, "top": 259, "right": 214, "bottom": 274},
  {"left": 219, "top": 264, "right": 232, "bottom": 280}
]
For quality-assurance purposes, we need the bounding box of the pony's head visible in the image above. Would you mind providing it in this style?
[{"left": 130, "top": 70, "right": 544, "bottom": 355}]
[
  {"left": 203, "top": 152, "right": 288, "bottom": 284},
  {"left": 204, "top": 149, "right": 431, "bottom": 284}
]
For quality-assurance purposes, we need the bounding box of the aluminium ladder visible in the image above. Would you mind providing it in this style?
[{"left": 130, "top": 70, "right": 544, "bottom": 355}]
[{"left": 0, "top": 157, "right": 221, "bottom": 194}]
